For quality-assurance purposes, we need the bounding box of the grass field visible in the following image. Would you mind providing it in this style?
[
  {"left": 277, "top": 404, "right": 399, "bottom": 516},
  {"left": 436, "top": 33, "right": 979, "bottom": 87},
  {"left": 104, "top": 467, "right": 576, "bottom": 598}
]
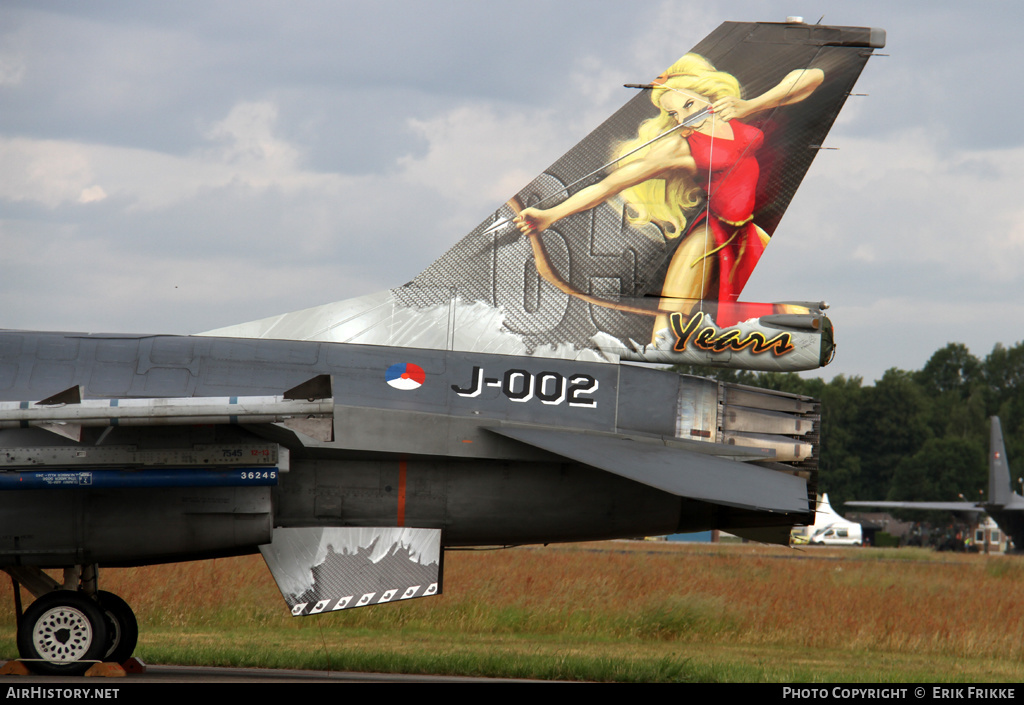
[{"left": 2, "top": 541, "right": 1022, "bottom": 682}]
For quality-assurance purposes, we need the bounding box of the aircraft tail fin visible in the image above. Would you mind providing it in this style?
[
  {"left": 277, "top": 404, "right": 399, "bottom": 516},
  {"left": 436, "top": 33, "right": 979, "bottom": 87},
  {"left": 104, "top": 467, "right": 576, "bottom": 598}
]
[
  {"left": 989, "top": 416, "right": 1012, "bottom": 507},
  {"left": 208, "top": 21, "right": 883, "bottom": 371}
]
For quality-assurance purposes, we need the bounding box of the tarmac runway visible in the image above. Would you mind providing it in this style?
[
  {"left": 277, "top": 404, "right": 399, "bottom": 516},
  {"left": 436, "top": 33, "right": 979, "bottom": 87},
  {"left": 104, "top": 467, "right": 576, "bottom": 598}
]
[{"left": 2, "top": 663, "right": 546, "bottom": 684}]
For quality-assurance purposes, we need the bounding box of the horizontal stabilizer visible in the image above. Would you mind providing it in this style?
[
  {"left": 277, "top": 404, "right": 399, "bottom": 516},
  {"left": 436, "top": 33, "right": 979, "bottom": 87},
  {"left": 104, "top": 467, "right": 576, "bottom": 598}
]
[
  {"left": 488, "top": 427, "right": 809, "bottom": 515},
  {"left": 845, "top": 500, "right": 984, "bottom": 513},
  {"left": 259, "top": 527, "right": 442, "bottom": 617}
]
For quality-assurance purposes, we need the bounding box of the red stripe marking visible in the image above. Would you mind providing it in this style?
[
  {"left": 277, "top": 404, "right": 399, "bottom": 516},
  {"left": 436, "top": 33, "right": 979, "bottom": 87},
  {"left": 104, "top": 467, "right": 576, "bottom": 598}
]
[{"left": 397, "top": 457, "right": 407, "bottom": 527}]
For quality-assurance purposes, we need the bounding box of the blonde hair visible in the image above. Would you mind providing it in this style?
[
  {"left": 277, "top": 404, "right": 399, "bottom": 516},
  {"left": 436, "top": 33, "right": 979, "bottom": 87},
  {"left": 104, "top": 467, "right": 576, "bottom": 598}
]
[{"left": 616, "top": 54, "right": 742, "bottom": 236}]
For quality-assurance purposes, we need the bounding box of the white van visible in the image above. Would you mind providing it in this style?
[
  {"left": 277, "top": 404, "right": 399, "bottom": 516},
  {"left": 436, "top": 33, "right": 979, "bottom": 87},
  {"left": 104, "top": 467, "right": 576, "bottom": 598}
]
[
  {"left": 793, "top": 494, "right": 864, "bottom": 546},
  {"left": 810, "top": 522, "right": 863, "bottom": 546}
]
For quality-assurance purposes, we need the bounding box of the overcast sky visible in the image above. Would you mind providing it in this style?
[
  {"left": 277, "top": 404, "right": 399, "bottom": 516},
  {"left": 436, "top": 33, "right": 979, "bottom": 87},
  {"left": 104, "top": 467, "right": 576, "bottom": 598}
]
[{"left": 2, "top": 1, "right": 1022, "bottom": 383}]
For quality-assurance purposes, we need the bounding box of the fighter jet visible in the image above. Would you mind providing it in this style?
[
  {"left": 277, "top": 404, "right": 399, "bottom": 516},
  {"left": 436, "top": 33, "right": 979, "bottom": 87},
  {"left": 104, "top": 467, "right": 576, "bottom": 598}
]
[
  {"left": 0, "top": 20, "right": 884, "bottom": 674},
  {"left": 847, "top": 417, "right": 1024, "bottom": 552}
]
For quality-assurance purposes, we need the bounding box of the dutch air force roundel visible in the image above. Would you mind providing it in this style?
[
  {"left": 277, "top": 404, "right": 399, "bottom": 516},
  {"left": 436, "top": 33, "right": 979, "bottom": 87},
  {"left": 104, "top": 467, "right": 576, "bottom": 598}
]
[{"left": 386, "top": 362, "right": 426, "bottom": 390}]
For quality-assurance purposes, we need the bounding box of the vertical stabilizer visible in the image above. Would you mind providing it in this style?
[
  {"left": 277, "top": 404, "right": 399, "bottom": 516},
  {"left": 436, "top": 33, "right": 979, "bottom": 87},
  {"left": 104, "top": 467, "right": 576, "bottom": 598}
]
[
  {"left": 989, "top": 416, "right": 1011, "bottom": 507},
  {"left": 207, "top": 21, "right": 884, "bottom": 372}
]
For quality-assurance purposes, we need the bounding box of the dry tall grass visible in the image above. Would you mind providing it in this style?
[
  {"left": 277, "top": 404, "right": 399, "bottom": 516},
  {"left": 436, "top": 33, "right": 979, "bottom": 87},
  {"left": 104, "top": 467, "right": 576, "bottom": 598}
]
[{"left": 1, "top": 542, "right": 1021, "bottom": 677}]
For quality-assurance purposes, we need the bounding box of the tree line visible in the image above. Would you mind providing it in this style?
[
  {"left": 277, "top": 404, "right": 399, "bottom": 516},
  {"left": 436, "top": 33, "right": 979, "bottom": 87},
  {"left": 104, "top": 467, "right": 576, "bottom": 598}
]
[{"left": 675, "top": 341, "right": 1024, "bottom": 510}]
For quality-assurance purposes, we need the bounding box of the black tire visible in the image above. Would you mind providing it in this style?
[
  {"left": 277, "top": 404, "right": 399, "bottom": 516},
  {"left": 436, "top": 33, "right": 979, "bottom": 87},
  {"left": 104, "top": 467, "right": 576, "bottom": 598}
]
[
  {"left": 16, "top": 591, "right": 109, "bottom": 676},
  {"left": 96, "top": 591, "right": 138, "bottom": 664}
]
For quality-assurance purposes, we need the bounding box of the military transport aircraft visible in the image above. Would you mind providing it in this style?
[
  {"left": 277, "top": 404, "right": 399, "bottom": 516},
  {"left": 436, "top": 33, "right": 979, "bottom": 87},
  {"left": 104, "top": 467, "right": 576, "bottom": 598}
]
[
  {"left": 0, "top": 20, "right": 884, "bottom": 674},
  {"left": 848, "top": 417, "right": 1024, "bottom": 552}
]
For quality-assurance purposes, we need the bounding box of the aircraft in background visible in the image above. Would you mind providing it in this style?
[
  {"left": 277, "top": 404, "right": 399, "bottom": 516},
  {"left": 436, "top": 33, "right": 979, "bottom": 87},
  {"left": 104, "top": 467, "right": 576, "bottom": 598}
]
[
  {"left": 0, "top": 19, "right": 883, "bottom": 674},
  {"left": 847, "top": 417, "right": 1023, "bottom": 552}
]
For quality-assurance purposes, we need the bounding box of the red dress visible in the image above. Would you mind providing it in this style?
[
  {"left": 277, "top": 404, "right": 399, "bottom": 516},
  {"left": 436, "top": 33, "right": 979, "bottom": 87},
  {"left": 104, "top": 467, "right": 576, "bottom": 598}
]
[{"left": 684, "top": 121, "right": 765, "bottom": 306}]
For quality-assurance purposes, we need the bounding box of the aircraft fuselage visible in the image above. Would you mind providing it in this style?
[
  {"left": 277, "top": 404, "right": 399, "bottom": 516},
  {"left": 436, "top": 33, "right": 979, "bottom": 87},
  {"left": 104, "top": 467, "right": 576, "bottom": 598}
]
[{"left": 0, "top": 329, "right": 815, "bottom": 566}]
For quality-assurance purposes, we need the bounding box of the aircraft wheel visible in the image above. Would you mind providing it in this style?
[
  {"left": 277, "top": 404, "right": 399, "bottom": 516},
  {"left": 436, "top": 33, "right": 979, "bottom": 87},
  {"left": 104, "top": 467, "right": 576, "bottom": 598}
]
[
  {"left": 16, "top": 591, "right": 109, "bottom": 676},
  {"left": 97, "top": 591, "right": 138, "bottom": 664}
]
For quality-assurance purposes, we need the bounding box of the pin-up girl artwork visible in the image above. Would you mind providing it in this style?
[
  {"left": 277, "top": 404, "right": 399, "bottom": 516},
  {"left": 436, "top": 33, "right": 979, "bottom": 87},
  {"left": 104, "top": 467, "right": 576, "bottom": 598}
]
[{"left": 514, "top": 54, "right": 823, "bottom": 338}]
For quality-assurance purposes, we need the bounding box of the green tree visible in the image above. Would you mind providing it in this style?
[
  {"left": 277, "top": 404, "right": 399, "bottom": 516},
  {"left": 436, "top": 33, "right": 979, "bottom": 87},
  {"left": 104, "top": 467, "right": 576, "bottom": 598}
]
[
  {"left": 983, "top": 341, "right": 1024, "bottom": 439},
  {"left": 915, "top": 342, "right": 980, "bottom": 398},
  {"left": 916, "top": 343, "right": 986, "bottom": 442},
  {"left": 888, "top": 437, "right": 986, "bottom": 503},
  {"left": 811, "top": 374, "right": 864, "bottom": 508},
  {"left": 854, "top": 368, "right": 933, "bottom": 500},
  {"left": 887, "top": 437, "right": 986, "bottom": 524}
]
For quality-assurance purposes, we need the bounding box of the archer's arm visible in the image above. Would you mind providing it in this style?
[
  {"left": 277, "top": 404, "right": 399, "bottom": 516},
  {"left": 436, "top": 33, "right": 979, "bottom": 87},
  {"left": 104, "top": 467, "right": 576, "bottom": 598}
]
[
  {"left": 712, "top": 68, "right": 824, "bottom": 122},
  {"left": 515, "top": 148, "right": 696, "bottom": 234}
]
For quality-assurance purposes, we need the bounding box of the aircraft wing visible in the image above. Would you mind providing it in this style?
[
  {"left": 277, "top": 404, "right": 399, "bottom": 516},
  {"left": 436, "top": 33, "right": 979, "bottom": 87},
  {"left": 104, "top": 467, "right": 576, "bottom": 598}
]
[
  {"left": 489, "top": 426, "right": 810, "bottom": 516},
  {"left": 845, "top": 501, "right": 985, "bottom": 513}
]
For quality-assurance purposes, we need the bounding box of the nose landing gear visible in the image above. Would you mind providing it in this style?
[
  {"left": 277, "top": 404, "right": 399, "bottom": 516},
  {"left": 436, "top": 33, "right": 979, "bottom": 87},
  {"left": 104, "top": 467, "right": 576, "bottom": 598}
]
[
  {"left": 16, "top": 591, "right": 109, "bottom": 676},
  {"left": 5, "top": 566, "right": 139, "bottom": 676}
]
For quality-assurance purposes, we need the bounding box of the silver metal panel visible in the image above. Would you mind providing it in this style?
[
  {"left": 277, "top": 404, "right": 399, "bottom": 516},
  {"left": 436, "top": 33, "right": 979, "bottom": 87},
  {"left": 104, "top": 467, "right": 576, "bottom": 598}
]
[
  {"left": 724, "top": 386, "right": 817, "bottom": 414},
  {"left": 260, "top": 527, "right": 441, "bottom": 616},
  {"left": 675, "top": 376, "right": 720, "bottom": 441},
  {"left": 723, "top": 431, "right": 814, "bottom": 463},
  {"left": 722, "top": 406, "right": 813, "bottom": 436},
  {"left": 0, "top": 443, "right": 280, "bottom": 468}
]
